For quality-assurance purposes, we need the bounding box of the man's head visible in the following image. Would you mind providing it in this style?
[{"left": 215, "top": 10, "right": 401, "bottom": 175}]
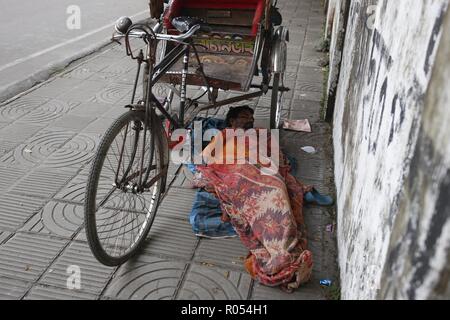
[{"left": 225, "top": 105, "right": 255, "bottom": 130}]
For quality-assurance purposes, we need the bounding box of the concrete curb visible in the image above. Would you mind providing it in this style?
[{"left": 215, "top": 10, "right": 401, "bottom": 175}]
[{"left": 0, "top": 39, "right": 113, "bottom": 104}]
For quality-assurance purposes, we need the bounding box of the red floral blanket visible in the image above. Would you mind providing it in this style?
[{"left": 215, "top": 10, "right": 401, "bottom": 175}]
[{"left": 194, "top": 130, "right": 313, "bottom": 291}]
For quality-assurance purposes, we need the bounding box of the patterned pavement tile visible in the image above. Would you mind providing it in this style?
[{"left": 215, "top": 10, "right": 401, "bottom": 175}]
[
  {"left": 24, "top": 284, "right": 97, "bottom": 300},
  {"left": 193, "top": 237, "right": 248, "bottom": 271},
  {"left": 280, "top": 124, "right": 330, "bottom": 149},
  {"left": 19, "top": 99, "right": 78, "bottom": 125},
  {"left": 58, "top": 80, "right": 108, "bottom": 103},
  {"left": 138, "top": 215, "right": 199, "bottom": 260},
  {"left": 39, "top": 241, "right": 115, "bottom": 295},
  {"left": 0, "top": 123, "right": 45, "bottom": 143},
  {"left": 0, "top": 230, "right": 12, "bottom": 244},
  {"left": 284, "top": 71, "right": 299, "bottom": 82},
  {"left": 24, "top": 128, "right": 76, "bottom": 149},
  {"left": 51, "top": 114, "right": 95, "bottom": 131},
  {"left": 289, "top": 109, "right": 321, "bottom": 123},
  {"left": 53, "top": 175, "right": 88, "bottom": 203},
  {"left": 109, "top": 69, "right": 142, "bottom": 85},
  {"left": 41, "top": 148, "right": 94, "bottom": 170},
  {"left": 0, "top": 233, "right": 68, "bottom": 282},
  {"left": 81, "top": 117, "right": 119, "bottom": 135},
  {"left": 297, "top": 66, "right": 324, "bottom": 83},
  {"left": 0, "top": 96, "right": 49, "bottom": 122},
  {"left": 0, "top": 143, "right": 57, "bottom": 168},
  {"left": 0, "top": 276, "right": 30, "bottom": 300},
  {"left": 0, "top": 128, "right": 81, "bottom": 168},
  {"left": 0, "top": 165, "right": 28, "bottom": 192},
  {"left": 296, "top": 154, "right": 328, "bottom": 185},
  {"left": 9, "top": 167, "right": 77, "bottom": 198},
  {"left": 254, "top": 106, "right": 290, "bottom": 120},
  {"left": 101, "top": 60, "right": 135, "bottom": 75},
  {"left": 61, "top": 132, "right": 100, "bottom": 153},
  {"left": 53, "top": 170, "right": 117, "bottom": 205},
  {"left": 0, "top": 193, "right": 47, "bottom": 231},
  {"left": 300, "top": 56, "right": 324, "bottom": 68},
  {"left": 90, "top": 83, "right": 133, "bottom": 105},
  {"left": 255, "top": 96, "right": 272, "bottom": 108},
  {"left": 0, "top": 140, "right": 18, "bottom": 157},
  {"left": 20, "top": 201, "right": 84, "bottom": 239},
  {"left": 170, "top": 173, "right": 191, "bottom": 188},
  {"left": 80, "top": 57, "right": 121, "bottom": 73},
  {"left": 250, "top": 280, "right": 325, "bottom": 300},
  {"left": 103, "top": 255, "right": 186, "bottom": 300},
  {"left": 87, "top": 72, "right": 121, "bottom": 83},
  {"left": 0, "top": 138, "right": 19, "bottom": 152},
  {"left": 295, "top": 80, "right": 323, "bottom": 93},
  {"left": 99, "top": 104, "right": 131, "bottom": 120},
  {"left": 294, "top": 90, "right": 323, "bottom": 102},
  {"left": 62, "top": 67, "right": 96, "bottom": 80},
  {"left": 177, "top": 264, "right": 252, "bottom": 300},
  {"left": 69, "top": 102, "right": 113, "bottom": 117},
  {"left": 157, "top": 187, "right": 197, "bottom": 221},
  {"left": 25, "top": 78, "right": 84, "bottom": 99}
]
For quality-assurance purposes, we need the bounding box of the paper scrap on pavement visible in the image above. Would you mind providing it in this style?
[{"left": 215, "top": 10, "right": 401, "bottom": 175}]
[
  {"left": 282, "top": 119, "right": 312, "bottom": 132},
  {"left": 301, "top": 146, "right": 316, "bottom": 154}
]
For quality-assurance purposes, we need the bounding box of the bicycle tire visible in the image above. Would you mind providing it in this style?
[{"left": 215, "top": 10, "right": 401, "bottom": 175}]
[
  {"left": 84, "top": 110, "right": 165, "bottom": 266},
  {"left": 270, "top": 72, "right": 283, "bottom": 129}
]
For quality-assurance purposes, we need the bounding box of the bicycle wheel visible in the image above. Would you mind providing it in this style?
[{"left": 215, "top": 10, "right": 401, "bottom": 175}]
[
  {"left": 84, "top": 110, "right": 165, "bottom": 266},
  {"left": 270, "top": 72, "right": 285, "bottom": 129}
]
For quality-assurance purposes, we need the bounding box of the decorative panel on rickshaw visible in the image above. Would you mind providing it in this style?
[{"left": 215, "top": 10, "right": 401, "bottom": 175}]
[{"left": 159, "top": 0, "right": 268, "bottom": 91}]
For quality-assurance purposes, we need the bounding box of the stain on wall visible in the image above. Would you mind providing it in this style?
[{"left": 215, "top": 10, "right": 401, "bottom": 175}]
[
  {"left": 326, "top": 0, "right": 450, "bottom": 299},
  {"left": 325, "top": 0, "right": 351, "bottom": 121}
]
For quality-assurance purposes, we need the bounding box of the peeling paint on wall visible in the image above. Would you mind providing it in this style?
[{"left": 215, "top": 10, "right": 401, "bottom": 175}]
[
  {"left": 381, "top": 10, "right": 450, "bottom": 299},
  {"left": 327, "top": 0, "right": 450, "bottom": 299}
]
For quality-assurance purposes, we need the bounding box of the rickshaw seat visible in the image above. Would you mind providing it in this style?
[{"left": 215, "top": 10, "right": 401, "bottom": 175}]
[{"left": 164, "top": 0, "right": 265, "bottom": 36}]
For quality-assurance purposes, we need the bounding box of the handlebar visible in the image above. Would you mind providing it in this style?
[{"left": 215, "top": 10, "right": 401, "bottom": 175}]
[{"left": 112, "top": 21, "right": 201, "bottom": 44}]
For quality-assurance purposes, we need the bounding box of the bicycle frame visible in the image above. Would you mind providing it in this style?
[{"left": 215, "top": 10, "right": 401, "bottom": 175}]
[
  {"left": 118, "top": 24, "right": 272, "bottom": 192},
  {"left": 135, "top": 39, "right": 209, "bottom": 129}
]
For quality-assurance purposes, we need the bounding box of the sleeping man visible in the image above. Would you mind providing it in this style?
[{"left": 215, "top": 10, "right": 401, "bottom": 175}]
[{"left": 192, "top": 105, "right": 313, "bottom": 292}]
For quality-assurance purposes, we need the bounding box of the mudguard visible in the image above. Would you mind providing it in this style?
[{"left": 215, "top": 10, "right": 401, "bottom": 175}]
[
  {"left": 150, "top": 108, "right": 170, "bottom": 193},
  {"left": 270, "top": 26, "right": 289, "bottom": 73}
]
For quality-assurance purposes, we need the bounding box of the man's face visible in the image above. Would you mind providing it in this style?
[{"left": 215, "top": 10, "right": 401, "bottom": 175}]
[{"left": 231, "top": 110, "right": 254, "bottom": 130}]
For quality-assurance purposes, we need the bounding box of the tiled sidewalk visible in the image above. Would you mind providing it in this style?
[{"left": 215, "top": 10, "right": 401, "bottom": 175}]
[{"left": 0, "top": 0, "right": 338, "bottom": 300}]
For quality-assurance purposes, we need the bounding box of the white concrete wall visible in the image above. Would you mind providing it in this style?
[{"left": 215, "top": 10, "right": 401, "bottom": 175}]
[
  {"left": 328, "top": 0, "right": 450, "bottom": 299},
  {"left": 325, "top": 0, "right": 338, "bottom": 38}
]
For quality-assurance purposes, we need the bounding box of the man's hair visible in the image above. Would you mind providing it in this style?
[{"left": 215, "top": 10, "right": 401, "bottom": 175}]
[{"left": 225, "top": 105, "right": 255, "bottom": 127}]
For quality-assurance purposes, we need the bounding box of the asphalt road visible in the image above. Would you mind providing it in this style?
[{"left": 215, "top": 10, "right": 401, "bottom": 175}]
[{"left": 0, "top": 0, "right": 150, "bottom": 100}]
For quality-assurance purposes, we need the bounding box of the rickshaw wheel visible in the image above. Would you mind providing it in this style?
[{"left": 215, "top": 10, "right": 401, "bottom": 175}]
[{"left": 270, "top": 72, "right": 284, "bottom": 129}]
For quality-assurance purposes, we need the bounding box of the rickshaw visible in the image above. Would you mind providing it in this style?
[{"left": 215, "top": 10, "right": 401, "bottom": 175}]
[{"left": 84, "top": 0, "right": 290, "bottom": 266}]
